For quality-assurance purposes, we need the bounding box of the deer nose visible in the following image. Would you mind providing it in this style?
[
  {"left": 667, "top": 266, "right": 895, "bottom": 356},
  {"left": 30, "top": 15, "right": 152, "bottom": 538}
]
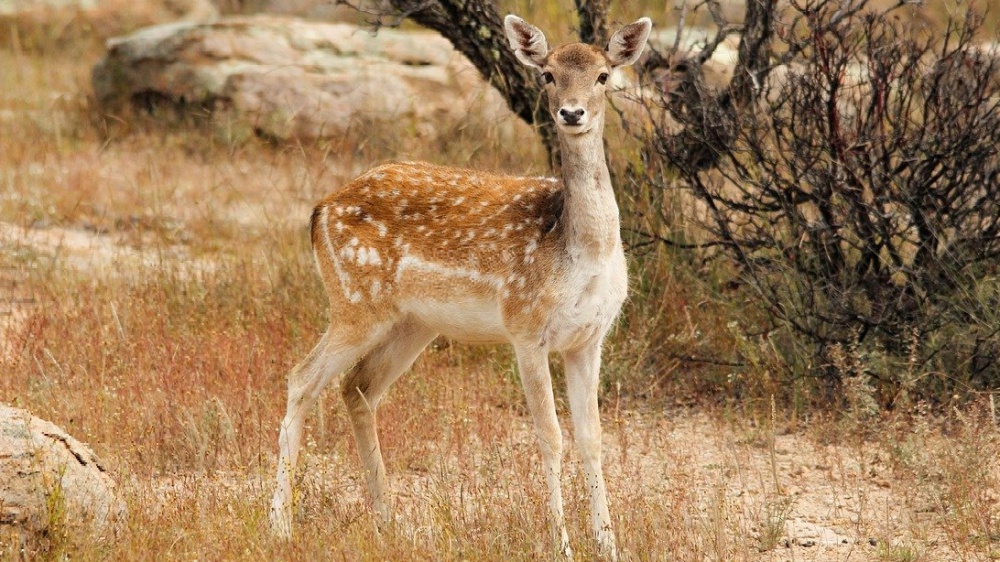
[{"left": 558, "top": 107, "right": 586, "bottom": 125}]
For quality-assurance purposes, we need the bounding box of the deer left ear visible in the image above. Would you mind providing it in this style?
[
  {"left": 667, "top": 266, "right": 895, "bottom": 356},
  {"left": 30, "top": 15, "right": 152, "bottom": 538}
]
[
  {"left": 504, "top": 15, "right": 549, "bottom": 70},
  {"left": 606, "top": 17, "right": 652, "bottom": 68}
]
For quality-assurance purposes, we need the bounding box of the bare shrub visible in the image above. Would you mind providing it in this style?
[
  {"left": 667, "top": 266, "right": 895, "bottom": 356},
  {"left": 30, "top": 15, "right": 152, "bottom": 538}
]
[{"left": 638, "top": 2, "right": 1000, "bottom": 404}]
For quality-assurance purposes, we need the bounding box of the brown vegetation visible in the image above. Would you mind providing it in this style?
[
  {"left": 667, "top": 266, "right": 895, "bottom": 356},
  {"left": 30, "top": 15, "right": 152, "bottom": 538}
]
[{"left": 2, "top": 1, "right": 1000, "bottom": 560}]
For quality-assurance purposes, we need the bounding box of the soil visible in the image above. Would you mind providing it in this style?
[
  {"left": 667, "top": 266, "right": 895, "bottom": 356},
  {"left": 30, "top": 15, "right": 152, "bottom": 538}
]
[{"left": 4, "top": 221, "right": 997, "bottom": 561}]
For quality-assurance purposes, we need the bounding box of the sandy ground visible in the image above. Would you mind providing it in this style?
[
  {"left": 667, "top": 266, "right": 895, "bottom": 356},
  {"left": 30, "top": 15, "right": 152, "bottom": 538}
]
[
  {"left": 4, "top": 221, "right": 998, "bottom": 561},
  {"left": 140, "top": 408, "right": 996, "bottom": 561},
  {"left": 0, "top": 221, "right": 214, "bottom": 357}
]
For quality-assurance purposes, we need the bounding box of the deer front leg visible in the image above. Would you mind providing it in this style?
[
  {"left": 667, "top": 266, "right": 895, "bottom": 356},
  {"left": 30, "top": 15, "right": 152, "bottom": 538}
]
[
  {"left": 515, "top": 344, "right": 572, "bottom": 558},
  {"left": 564, "top": 343, "right": 617, "bottom": 560}
]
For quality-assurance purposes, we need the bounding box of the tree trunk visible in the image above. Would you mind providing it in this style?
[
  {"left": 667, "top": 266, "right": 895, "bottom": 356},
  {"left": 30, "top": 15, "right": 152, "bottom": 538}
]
[
  {"left": 575, "top": 0, "right": 610, "bottom": 46},
  {"left": 383, "top": 0, "right": 560, "bottom": 168},
  {"left": 728, "top": 0, "right": 774, "bottom": 108}
]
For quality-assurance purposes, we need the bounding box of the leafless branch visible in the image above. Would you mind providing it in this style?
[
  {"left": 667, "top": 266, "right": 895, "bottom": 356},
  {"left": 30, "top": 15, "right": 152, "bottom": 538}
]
[
  {"left": 671, "top": 1, "right": 688, "bottom": 54},
  {"left": 332, "top": 0, "right": 438, "bottom": 29},
  {"left": 635, "top": 2, "right": 1000, "bottom": 390}
]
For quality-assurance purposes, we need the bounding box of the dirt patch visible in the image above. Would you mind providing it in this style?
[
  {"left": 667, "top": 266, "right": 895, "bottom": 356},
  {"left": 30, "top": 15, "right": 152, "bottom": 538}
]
[
  {"left": 1, "top": 222, "right": 163, "bottom": 271},
  {"left": 127, "top": 411, "right": 997, "bottom": 561},
  {"left": 0, "top": 221, "right": 212, "bottom": 359},
  {"left": 0, "top": 222, "right": 150, "bottom": 354}
]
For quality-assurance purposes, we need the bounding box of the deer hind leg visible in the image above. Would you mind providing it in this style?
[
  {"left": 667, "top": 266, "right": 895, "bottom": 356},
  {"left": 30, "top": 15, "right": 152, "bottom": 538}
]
[
  {"left": 514, "top": 344, "right": 572, "bottom": 559},
  {"left": 563, "top": 343, "right": 617, "bottom": 561},
  {"left": 270, "top": 324, "right": 386, "bottom": 538},
  {"left": 340, "top": 318, "right": 437, "bottom": 523}
]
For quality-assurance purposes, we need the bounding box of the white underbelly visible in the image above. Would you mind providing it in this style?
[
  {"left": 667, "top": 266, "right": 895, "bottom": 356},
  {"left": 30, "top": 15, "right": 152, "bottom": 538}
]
[{"left": 399, "top": 297, "right": 508, "bottom": 343}]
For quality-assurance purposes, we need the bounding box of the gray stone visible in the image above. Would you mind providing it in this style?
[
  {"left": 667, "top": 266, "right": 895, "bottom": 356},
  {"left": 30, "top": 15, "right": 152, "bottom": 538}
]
[
  {"left": 0, "top": 405, "right": 124, "bottom": 537},
  {"left": 92, "top": 16, "right": 507, "bottom": 140}
]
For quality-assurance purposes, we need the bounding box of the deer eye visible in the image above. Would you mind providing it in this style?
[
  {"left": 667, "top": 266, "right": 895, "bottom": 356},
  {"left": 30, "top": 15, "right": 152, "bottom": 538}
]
[
  {"left": 542, "top": 71, "right": 554, "bottom": 84},
  {"left": 597, "top": 72, "right": 609, "bottom": 85}
]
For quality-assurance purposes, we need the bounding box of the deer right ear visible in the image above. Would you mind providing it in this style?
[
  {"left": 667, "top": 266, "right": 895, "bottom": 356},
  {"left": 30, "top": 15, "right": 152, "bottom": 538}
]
[
  {"left": 504, "top": 15, "right": 548, "bottom": 70},
  {"left": 607, "top": 17, "right": 652, "bottom": 68}
]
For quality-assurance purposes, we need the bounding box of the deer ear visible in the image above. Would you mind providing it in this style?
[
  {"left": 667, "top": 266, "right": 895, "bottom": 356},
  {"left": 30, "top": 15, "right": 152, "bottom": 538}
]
[
  {"left": 504, "top": 15, "right": 549, "bottom": 70},
  {"left": 606, "top": 17, "right": 652, "bottom": 68}
]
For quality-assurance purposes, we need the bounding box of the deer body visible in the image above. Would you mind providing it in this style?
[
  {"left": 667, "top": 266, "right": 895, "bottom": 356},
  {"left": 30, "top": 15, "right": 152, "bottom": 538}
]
[
  {"left": 270, "top": 15, "right": 652, "bottom": 560},
  {"left": 313, "top": 160, "right": 624, "bottom": 347}
]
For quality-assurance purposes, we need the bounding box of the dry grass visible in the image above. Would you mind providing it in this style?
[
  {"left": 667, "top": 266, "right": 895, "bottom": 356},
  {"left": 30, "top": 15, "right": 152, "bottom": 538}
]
[{"left": 2, "top": 8, "right": 1000, "bottom": 561}]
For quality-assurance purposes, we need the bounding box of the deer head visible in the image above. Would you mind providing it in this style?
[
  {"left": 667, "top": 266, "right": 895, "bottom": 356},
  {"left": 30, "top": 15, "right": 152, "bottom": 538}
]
[{"left": 504, "top": 15, "right": 652, "bottom": 135}]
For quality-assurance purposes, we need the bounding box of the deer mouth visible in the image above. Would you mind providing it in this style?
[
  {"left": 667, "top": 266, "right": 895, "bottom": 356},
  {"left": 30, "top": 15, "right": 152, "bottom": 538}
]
[{"left": 559, "top": 120, "right": 595, "bottom": 135}]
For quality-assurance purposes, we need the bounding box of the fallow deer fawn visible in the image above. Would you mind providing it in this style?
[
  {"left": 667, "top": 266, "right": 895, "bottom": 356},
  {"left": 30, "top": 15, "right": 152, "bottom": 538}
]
[{"left": 270, "top": 14, "right": 652, "bottom": 559}]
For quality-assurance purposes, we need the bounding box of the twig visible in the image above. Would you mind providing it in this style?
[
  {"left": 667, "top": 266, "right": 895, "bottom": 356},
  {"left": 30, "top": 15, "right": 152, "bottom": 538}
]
[
  {"left": 332, "top": 0, "right": 437, "bottom": 30},
  {"left": 623, "top": 228, "right": 731, "bottom": 251},
  {"left": 672, "top": 0, "right": 689, "bottom": 54},
  {"left": 663, "top": 351, "right": 745, "bottom": 368}
]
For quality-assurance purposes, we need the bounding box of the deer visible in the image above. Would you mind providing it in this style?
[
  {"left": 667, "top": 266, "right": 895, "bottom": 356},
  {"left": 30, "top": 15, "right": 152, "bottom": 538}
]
[{"left": 269, "top": 14, "right": 652, "bottom": 559}]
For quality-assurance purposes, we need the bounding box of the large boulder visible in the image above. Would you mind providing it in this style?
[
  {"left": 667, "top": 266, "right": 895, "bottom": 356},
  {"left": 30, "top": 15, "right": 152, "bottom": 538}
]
[
  {"left": 0, "top": 405, "right": 124, "bottom": 538},
  {"left": 91, "top": 16, "right": 508, "bottom": 140}
]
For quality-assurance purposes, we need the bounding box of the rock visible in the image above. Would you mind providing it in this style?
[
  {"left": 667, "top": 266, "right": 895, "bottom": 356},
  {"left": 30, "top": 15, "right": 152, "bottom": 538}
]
[
  {"left": 91, "top": 16, "right": 508, "bottom": 141},
  {"left": 0, "top": 405, "right": 124, "bottom": 538},
  {"left": 249, "top": 0, "right": 353, "bottom": 21},
  {"left": 0, "top": 0, "right": 217, "bottom": 49}
]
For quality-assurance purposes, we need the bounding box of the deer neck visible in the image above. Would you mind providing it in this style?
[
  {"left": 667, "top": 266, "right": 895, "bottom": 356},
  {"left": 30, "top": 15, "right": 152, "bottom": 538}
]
[{"left": 558, "top": 122, "right": 620, "bottom": 261}]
